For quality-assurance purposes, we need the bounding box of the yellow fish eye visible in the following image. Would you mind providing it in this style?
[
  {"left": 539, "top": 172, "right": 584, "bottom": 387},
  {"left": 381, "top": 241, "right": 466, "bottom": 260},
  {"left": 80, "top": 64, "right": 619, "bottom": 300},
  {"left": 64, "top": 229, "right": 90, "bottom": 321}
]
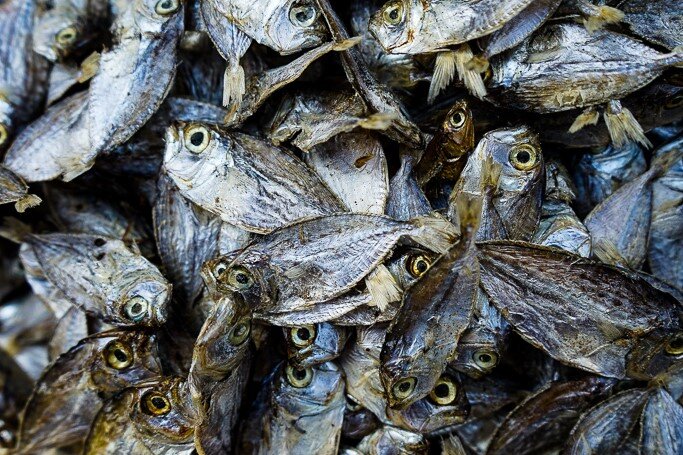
[
  {"left": 289, "top": 325, "right": 316, "bottom": 348},
  {"left": 509, "top": 144, "right": 539, "bottom": 171},
  {"left": 55, "top": 26, "right": 78, "bottom": 47},
  {"left": 183, "top": 124, "right": 210, "bottom": 154},
  {"left": 227, "top": 266, "right": 254, "bottom": 290},
  {"left": 406, "top": 253, "right": 432, "bottom": 278},
  {"left": 472, "top": 349, "right": 499, "bottom": 369},
  {"left": 289, "top": 5, "right": 317, "bottom": 28},
  {"left": 391, "top": 377, "right": 416, "bottom": 400},
  {"left": 665, "top": 335, "right": 683, "bottom": 356},
  {"left": 155, "top": 0, "right": 180, "bottom": 16},
  {"left": 429, "top": 376, "right": 458, "bottom": 405},
  {"left": 448, "top": 109, "right": 467, "bottom": 129},
  {"left": 286, "top": 364, "right": 313, "bottom": 388},
  {"left": 103, "top": 340, "right": 134, "bottom": 370},
  {"left": 382, "top": 1, "right": 405, "bottom": 26},
  {"left": 141, "top": 392, "right": 172, "bottom": 416},
  {"left": 228, "top": 318, "right": 252, "bottom": 345},
  {"left": 123, "top": 296, "right": 149, "bottom": 322}
]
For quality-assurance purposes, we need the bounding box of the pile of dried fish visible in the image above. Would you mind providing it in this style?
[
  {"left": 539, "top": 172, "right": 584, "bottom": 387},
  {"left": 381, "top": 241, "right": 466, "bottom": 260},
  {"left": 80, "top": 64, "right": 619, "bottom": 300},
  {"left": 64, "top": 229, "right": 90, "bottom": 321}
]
[{"left": 0, "top": 0, "right": 681, "bottom": 453}]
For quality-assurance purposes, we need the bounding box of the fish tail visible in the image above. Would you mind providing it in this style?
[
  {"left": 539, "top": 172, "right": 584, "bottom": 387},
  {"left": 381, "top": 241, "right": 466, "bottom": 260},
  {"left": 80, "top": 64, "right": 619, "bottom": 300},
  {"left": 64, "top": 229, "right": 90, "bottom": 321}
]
[
  {"left": 365, "top": 264, "right": 401, "bottom": 311},
  {"left": 408, "top": 215, "right": 459, "bottom": 254},
  {"left": 568, "top": 106, "right": 600, "bottom": 133},
  {"left": 454, "top": 44, "right": 487, "bottom": 100},
  {"left": 77, "top": 51, "right": 101, "bottom": 83},
  {"left": 603, "top": 100, "right": 652, "bottom": 149},
  {"left": 358, "top": 112, "right": 396, "bottom": 130},
  {"left": 581, "top": 4, "right": 624, "bottom": 33},
  {"left": 332, "top": 36, "right": 361, "bottom": 51},
  {"left": 222, "top": 61, "right": 246, "bottom": 109},
  {"left": 428, "top": 51, "right": 457, "bottom": 104},
  {"left": 656, "top": 47, "right": 683, "bottom": 69},
  {"left": 14, "top": 194, "right": 41, "bottom": 213}
]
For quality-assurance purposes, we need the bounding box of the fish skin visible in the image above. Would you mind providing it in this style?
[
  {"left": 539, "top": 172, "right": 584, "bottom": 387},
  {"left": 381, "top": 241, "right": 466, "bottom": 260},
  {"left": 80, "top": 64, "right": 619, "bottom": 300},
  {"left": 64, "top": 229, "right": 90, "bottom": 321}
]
[
  {"left": 477, "top": 241, "right": 682, "bottom": 379},
  {"left": 368, "top": 0, "right": 535, "bottom": 55},
  {"left": 87, "top": 0, "right": 184, "bottom": 154},
  {"left": 208, "top": 0, "right": 329, "bottom": 55},
  {"left": 386, "top": 148, "right": 432, "bottom": 221},
  {"left": 354, "top": 426, "right": 429, "bottom": 454},
  {"left": 204, "top": 213, "right": 457, "bottom": 312},
  {"left": 448, "top": 126, "right": 544, "bottom": 242},
  {"left": 488, "top": 23, "right": 683, "bottom": 113},
  {"left": 0, "top": 0, "right": 49, "bottom": 152},
  {"left": 284, "top": 323, "right": 348, "bottom": 367},
  {"left": 83, "top": 377, "right": 199, "bottom": 455},
  {"left": 16, "top": 330, "right": 162, "bottom": 454},
  {"left": 4, "top": 91, "right": 92, "bottom": 183},
  {"left": 305, "top": 132, "right": 389, "bottom": 215},
  {"left": 239, "top": 361, "right": 346, "bottom": 455},
  {"left": 163, "top": 122, "right": 344, "bottom": 234},
  {"left": 25, "top": 233, "right": 171, "bottom": 327},
  {"left": 620, "top": 0, "right": 683, "bottom": 50},
  {"left": 0, "top": 165, "right": 40, "bottom": 213},
  {"left": 485, "top": 376, "right": 615, "bottom": 455}
]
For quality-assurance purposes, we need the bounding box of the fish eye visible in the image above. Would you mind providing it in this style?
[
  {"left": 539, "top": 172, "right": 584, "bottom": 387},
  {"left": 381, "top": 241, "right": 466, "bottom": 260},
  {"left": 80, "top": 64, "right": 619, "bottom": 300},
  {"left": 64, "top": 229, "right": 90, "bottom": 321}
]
[
  {"left": 472, "top": 349, "right": 499, "bottom": 369},
  {"left": 382, "top": 1, "right": 405, "bottom": 26},
  {"left": 212, "top": 261, "right": 228, "bottom": 279},
  {"left": 227, "top": 266, "right": 254, "bottom": 290},
  {"left": 228, "top": 318, "right": 251, "bottom": 345},
  {"left": 155, "top": 0, "right": 180, "bottom": 15},
  {"left": 123, "top": 296, "right": 149, "bottom": 322},
  {"left": 103, "top": 340, "right": 134, "bottom": 370},
  {"left": 0, "top": 124, "right": 8, "bottom": 146},
  {"left": 289, "top": 325, "right": 316, "bottom": 348},
  {"left": 183, "top": 124, "right": 210, "bottom": 154},
  {"left": 289, "top": 4, "right": 317, "bottom": 27},
  {"left": 665, "top": 335, "right": 683, "bottom": 356},
  {"left": 55, "top": 26, "right": 78, "bottom": 47},
  {"left": 665, "top": 94, "right": 683, "bottom": 109},
  {"left": 141, "top": 392, "right": 172, "bottom": 416},
  {"left": 509, "top": 144, "right": 539, "bottom": 171},
  {"left": 406, "top": 253, "right": 432, "bottom": 278},
  {"left": 429, "top": 376, "right": 458, "bottom": 406},
  {"left": 448, "top": 109, "right": 467, "bottom": 129},
  {"left": 391, "top": 377, "right": 416, "bottom": 401},
  {"left": 285, "top": 364, "right": 313, "bottom": 388}
]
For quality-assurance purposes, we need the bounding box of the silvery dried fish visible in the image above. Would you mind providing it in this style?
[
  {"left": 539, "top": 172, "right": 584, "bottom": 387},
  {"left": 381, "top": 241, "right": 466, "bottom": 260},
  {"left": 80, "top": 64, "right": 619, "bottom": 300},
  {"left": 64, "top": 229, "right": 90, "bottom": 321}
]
[
  {"left": 448, "top": 126, "right": 544, "bottom": 242},
  {"left": 48, "top": 306, "right": 88, "bottom": 361},
  {"left": 87, "top": 0, "right": 184, "bottom": 154},
  {"left": 0, "top": 0, "right": 49, "bottom": 151},
  {"left": 477, "top": 241, "right": 682, "bottom": 378},
  {"left": 83, "top": 376, "right": 198, "bottom": 455},
  {"left": 305, "top": 132, "right": 389, "bottom": 214},
  {"left": 4, "top": 91, "right": 91, "bottom": 182},
  {"left": 16, "top": 330, "right": 161, "bottom": 453},
  {"left": 24, "top": 234, "right": 171, "bottom": 326},
  {"left": 239, "top": 362, "right": 345, "bottom": 455},
  {"left": 584, "top": 146, "right": 683, "bottom": 269},
  {"left": 381, "top": 197, "right": 480, "bottom": 408},
  {"left": 163, "top": 123, "right": 343, "bottom": 233},
  {"left": 204, "top": 213, "right": 457, "bottom": 313},
  {"left": 620, "top": 0, "right": 683, "bottom": 50},
  {"left": 368, "top": 0, "right": 535, "bottom": 54},
  {"left": 354, "top": 426, "right": 428, "bottom": 454}
]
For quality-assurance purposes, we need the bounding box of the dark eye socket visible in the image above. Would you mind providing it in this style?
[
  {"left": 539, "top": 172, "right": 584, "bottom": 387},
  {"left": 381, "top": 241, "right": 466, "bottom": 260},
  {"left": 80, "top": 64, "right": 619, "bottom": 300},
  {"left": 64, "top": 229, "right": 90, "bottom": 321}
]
[
  {"left": 190, "top": 132, "right": 204, "bottom": 146},
  {"left": 666, "top": 94, "right": 683, "bottom": 109},
  {"left": 235, "top": 272, "right": 249, "bottom": 284},
  {"left": 433, "top": 383, "right": 450, "bottom": 398},
  {"left": 665, "top": 335, "right": 683, "bottom": 355},
  {"left": 297, "top": 327, "right": 311, "bottom": 341},
  {"left": 516, "top": 150, "right": 531, "bottom": 163},
  {"left": 449, "top": 110, "right": 466, "bottom": 128},
  {"left": 478, "top": 353, "right": 492, "bottom": 363}
]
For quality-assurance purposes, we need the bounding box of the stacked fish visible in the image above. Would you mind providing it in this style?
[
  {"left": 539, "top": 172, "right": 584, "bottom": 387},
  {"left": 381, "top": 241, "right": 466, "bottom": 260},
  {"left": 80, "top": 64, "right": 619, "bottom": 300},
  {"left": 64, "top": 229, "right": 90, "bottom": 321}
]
[{"left": 0, "top": 0, "right": 681, "bottom": 453}]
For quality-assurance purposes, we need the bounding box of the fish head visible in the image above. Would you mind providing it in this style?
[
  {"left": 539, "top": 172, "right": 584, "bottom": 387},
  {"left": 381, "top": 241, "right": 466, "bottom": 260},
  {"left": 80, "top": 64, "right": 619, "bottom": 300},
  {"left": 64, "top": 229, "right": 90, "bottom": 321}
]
[
  {"left": 123, "top": 377, "right": 198, "bottom": 443},
  {"left": 163, "top": 122, "right": 228, "bottom": 186},
  {"left": 627, "top": 329, "right": 683, "bottom": 380},
  {"left": 201, "top": 251, "right": 273, "bottom": 310},
  {"left": 276, "top": 361, "right": 345, "bottom": 413},
  {"left": 379, "top": 336, "right": 439, "bottom": 409},
  {"left": 116, "top": 276, "right": 171, "bottom": 327},
  {"left": 386, "top": 373, "right": 469, "bottom": 433},
  {"left": 450, "top": 336, "right": 504, "bottom": 379},
  {"left": 136, "top": 0, "right": 185, "bottom": 33},
  {"left": 439, "top": 100, "right": 475, "bottom": 161},
  {"left": 33, "top": 8, "right": 85, "bottom": 61},
  {"left": 89, "top": 330, "right": 163, "bottom": 393},
  {"left": 386, "top": 247, "right": 437, "bottom": 289},
  {"left": 285, "top": 323, "right": 348, "bottom": 367},
  {"left": 369, "top": 0, "right": 422, "bottom": 53},
  {"left": 191, "top": 293, "right": 253, "bottom": 378},
  {"left": 262, "top": 0, "right": 329, "bottom": 55}
]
